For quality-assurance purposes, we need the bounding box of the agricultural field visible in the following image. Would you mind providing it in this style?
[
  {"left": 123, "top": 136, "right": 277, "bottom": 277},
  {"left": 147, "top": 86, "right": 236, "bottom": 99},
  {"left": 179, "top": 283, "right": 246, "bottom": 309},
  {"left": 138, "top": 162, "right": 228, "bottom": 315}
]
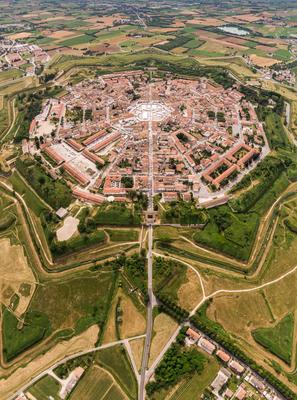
[
  {"left": 70, "top": 365, "right": 127, "bottom": 400},
  {"left": 27, "top": 375, "right": 61, "bottom": 400},
  {"left": 95, "top": 345, "right": 138, "bottom": 399}
]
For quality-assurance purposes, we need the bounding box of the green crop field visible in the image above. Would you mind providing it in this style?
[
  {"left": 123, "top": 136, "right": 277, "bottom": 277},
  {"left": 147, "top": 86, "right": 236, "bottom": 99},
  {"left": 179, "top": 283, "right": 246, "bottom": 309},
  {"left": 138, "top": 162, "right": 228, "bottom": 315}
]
[
  {"left": 95, "top": 344, "right": 137, "bottom": 399},
  {"left": 59, "top": 34, "right": 96, "bottom": 47},
  {"left": 28, "top": 375, "right": 61, "bottom": 400},
  {"left": 252, "top": 313, "right": 294, "bottom": 364},
  {"left": 70, "top": 366, "right": 113, "bottom": 400}
]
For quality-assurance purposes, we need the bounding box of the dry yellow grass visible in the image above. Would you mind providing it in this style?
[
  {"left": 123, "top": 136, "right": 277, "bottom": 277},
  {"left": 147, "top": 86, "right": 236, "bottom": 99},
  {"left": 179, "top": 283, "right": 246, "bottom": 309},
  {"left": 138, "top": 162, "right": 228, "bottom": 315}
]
[
  {"left": 178, "top": 268, "right": 203, "bottom": 311},
  {"left": 250, "top": 54, "right": 280, "bottom": 67},
  {"left": 172, "top": 47, "right": 187, "bottom": 54},
  {"left": 0, "top": 325, "right": 99, "bottom": 399},
  {"left": 187, "top": 18, "right": 225, "bottom": 26},
  {"left": 8, "top": 32, "right": 32, "bottom": 40},
  {"left": 148, "top": 313, "right": 178, "bottom": 367},
  {"left": 198, "top": 58, "right": 257, "bottom": 78},
  {"left": 261, "top": 80, "right": 297, "bottom": 101},
  {"left": 102, "top": 289, "right": 146, "bottom": 342},
  {"left": 0, "top": 238, "right": 36, "bottom": 316},
  {"left": 130, "top": 337, "right": 144, "bottom": 371},
  {"left": 120, "top": 291, "right": 146, "bottom": 338},
  {"left": 207, "top": 291, "right": 273, "bottom": 341},
  {"left": 47, "top": 30, "right": 78, "bottom": 39},
  {"left": 265, "top": 271, "right": 297, "bottom": 320},
  {"left": 102, "top": 291, "right": 118, "bottom": 344}
]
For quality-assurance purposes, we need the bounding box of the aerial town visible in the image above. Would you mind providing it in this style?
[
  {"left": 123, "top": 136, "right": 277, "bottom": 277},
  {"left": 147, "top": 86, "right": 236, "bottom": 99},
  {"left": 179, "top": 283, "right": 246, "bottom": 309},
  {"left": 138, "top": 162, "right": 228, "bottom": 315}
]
[
  {"left": 26, "top": 71, "right": 268, "bottom": 207},
  {"left": 0, "top": 39, "right": 50, "bottom": 75}
]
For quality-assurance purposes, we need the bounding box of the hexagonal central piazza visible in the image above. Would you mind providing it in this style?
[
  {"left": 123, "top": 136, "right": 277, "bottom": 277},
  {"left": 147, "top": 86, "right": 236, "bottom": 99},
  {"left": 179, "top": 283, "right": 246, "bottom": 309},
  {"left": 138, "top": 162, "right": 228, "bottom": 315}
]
[{"left": 130, "top": 101, "right": 172, "bottom": 122}]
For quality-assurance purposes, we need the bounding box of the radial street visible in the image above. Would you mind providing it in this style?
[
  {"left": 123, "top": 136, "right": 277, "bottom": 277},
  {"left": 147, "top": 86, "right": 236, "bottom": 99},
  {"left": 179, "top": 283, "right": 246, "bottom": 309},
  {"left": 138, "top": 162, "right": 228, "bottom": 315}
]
[{"left": 139, "top": 80, "right": 157, "bottom": 400}]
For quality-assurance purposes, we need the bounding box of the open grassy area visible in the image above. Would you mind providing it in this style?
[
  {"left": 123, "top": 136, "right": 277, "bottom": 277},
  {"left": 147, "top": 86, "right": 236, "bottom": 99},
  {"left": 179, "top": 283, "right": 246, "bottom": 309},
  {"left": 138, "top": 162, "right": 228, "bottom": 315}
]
[
  {"left": 177, "top": 268, "right": 203, "bottom": 312},
  {"left": 153, "top": 257, "right": 187, "bottom": 301},
  {"left": 193, "top": 206, "right": 259, "bottom": 261},
  {"left": 27, "top": 375, "right": 61, "bottom": 400},
  {"left": 0, "top": 69, "right": 23, "bottom": 83},
  {"left": 149, "top": 313, "right": 178, "bottom": 368},
  {"left": 94, "top": 203, "right": 141, "bottom": 226},
  {"left": 252, "top": 313, "right": 294, "bottom": 365},
  {"left": 30, "top": 272, "right": 116, "bottom": 335},
  {"left": 0, "top": 237, "right": 36, "bottom": 316},
  {"left": 1, "top": 270, "right": 116, "bottom": 361},
  {"left": 106, "top": 229, "right": 139, "bottom": 242},
  {"left": 10, "top": 171, "right": 49, "bottom": 216},
  {"left": 2, "top": 308, "right": 51, "bottom": 362},
  {"left": 95, "top": 344, "right": 137, "bottom": 399}
]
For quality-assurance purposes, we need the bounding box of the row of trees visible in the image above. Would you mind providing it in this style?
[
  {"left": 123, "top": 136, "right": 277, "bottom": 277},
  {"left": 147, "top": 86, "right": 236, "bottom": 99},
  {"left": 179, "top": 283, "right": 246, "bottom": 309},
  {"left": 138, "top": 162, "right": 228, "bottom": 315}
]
[{"left": 156, "top": 293, "right": 189, "bottom": 323}]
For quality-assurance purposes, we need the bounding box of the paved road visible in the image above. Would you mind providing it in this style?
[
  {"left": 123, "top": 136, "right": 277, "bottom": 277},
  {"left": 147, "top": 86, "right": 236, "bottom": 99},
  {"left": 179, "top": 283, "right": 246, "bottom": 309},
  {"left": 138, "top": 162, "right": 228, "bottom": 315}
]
[
  {"left": 139, "top": 226, "right": 154, "bottom": 399},
  {"left": 139, "top": 80, "right": 156, "bottom": 400}
]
